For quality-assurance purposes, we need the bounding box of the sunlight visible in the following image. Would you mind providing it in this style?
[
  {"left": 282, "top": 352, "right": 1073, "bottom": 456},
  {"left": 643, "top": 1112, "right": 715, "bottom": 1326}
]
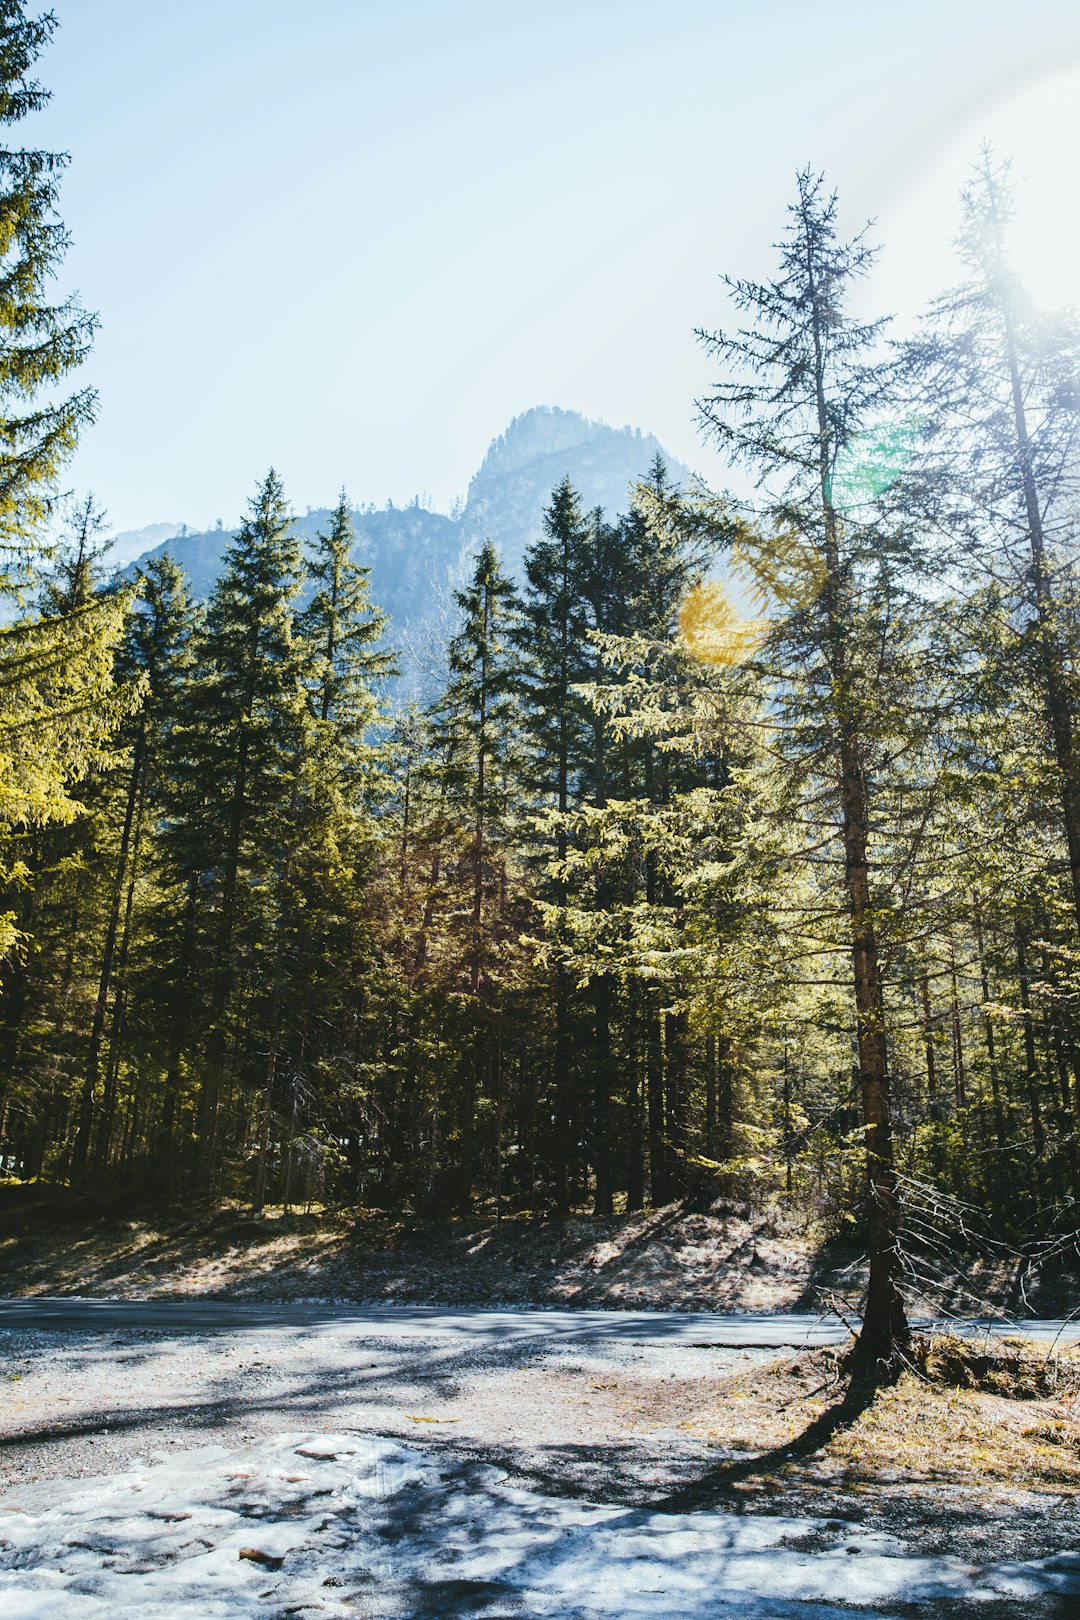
[
  {"left": 970, "top": 67, "right": 1080, "bottom": 309},
  {"left": 874, "top": 64, "right": 1080, "bottom": 321}
]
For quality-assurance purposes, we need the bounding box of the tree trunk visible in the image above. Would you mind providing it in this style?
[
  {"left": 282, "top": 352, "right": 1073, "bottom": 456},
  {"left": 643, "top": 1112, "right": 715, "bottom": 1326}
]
[
  {"left": 840, "top": 735, "right": 908, "bottom": 1373},
  {"left": 592, "top": 972, "right": 614, "bottom": 1215},
  {"left": 646, "top": 987, "right": 667, "bottom": 1205}
]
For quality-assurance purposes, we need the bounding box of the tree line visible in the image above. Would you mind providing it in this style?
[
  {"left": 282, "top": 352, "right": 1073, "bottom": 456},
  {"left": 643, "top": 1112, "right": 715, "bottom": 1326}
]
[{"left": 2, "top": 5, "right": 1080, "bottom": 1373}]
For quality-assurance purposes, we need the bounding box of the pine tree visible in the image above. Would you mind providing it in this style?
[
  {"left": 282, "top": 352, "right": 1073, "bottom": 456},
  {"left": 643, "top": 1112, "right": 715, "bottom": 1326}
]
[
  {"left": 516, "top": 477, "right": 592, "bottom": 1213},
  {"left": 684, "top": 170, "right": 918, "bottom": 1372},
  {"left": 424, "top": 541, "right": 527, "bottom": 1204},
  {"left": 180, "top": 470, "right": 308, "bottom": 1174},
  {"left": 302, "top": 490, "right": 393, "bottom": 736},
  {"left": 0, "top": 4, "right": 122, "bottom": 980},
  {"left": 905, "top": 149, "right": 1080, "bottom": 940},
  {"left": 0, "top": 4, "right": 96, "bottom": 578},
  {"left": 442, "top": 541, "right": 523, "bottom": 995},
  {"left": 70, "top": 553, "right": 195, "bottom": 1175},
  {"left": 0, "top": 496, "right": 137, "bottom": 1164},
  {"left": 253, "top": 493, "right": 394, "bottom": 1210}
]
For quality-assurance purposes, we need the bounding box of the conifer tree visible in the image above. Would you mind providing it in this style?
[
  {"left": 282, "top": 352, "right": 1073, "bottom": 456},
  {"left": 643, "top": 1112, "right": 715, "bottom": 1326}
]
[
  {"left": 424, "top": 542, "right": 526, "bottom": 1202},
  {"left": 0, "top": 3, "right": 96, "bottom": 577},
  {"left": 905, "top": 150, "right": 1080, "bottom": 939},
  {"left": 682, "top": 170, "right": 918, "bottom": 1372},
  {"left": 516, "top": 477, "right": 592, "bottom": 1213},
  {"left": 0, "top": 496, "right": 136, "bottom": 1157},
  {"left": 441, "top": 541, "right": 523, "bottom": 995},
  {"left": 302, "top": 491, "right": 392, "bottom": 737},
  {"left": 70, "top": 553, "right": 194, "bottom": 1174},
  {"left": 181, "top": 470, "right": 308, "bottom": 1171},
  {"left": 0, "top": 5, "right": 124, "bottom": 981},
  {"left": 255, "top": 494, "right": 394, "bottom": 1209}
]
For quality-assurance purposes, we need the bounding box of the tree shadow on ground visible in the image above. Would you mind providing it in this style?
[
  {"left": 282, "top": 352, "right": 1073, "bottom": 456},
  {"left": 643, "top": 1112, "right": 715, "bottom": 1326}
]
[{"left": 646, "top": 1371, "right": 878, "bottom": 1513}]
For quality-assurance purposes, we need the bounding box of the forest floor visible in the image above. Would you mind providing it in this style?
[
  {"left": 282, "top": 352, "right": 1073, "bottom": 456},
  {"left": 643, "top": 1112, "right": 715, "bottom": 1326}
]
[
  {"left": 1, "top": 1189, "right": 1073, "bottom": 1318},
  {"left": 1, "top": 1303, "right": 1079, "bottom": 1615}
]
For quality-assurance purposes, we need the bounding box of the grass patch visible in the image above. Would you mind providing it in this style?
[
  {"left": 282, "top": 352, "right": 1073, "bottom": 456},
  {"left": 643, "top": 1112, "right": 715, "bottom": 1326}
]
[
  {"left": 910, "top": 1331, "right": 1080, "bottom": 1399},
  {"left": 683, "top": 1334, "right": 1080, "bottom": 1494}
]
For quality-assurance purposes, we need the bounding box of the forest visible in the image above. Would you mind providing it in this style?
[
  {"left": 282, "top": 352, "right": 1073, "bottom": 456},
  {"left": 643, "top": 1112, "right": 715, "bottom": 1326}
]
[{"left": 3, "top": 7, "right": 1080, "bottom": 1375}]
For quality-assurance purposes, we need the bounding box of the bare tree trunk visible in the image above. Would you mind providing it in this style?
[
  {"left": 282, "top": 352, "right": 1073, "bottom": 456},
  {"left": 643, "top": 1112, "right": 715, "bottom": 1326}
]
[
  {"left": 72, "top": 724, "right": 146, "bottom": 1175},
  {"left": 920, "top": 971, "right": 938, "bottom": 1117},
  {"left": 1015, "top": 922, "right": 1046, "bottom": 1207},
  {"left": 949, "top": 942, "right": 966, "bottom": 1110},
  {"left": 973, "top": 906, "right": 1007, "bottom": 1155},
  {"left": 591, "top": 972, "right": 614, "bottom": 1215},
  {"left": 646, "top": 988, "right": 666, "bottom": 1205},
  {"left": 840, "top": 736, "right": 908, "bottom": 1373}
]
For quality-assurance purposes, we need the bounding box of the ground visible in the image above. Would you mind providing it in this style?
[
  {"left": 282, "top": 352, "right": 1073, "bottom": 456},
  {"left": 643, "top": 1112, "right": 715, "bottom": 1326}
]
[
  {"left": 2, "top": 1194, "right": 1079, "bottom": 1615},
  {"left": 1, "top": 1192, "right": 1071, "bottom": 1315}
]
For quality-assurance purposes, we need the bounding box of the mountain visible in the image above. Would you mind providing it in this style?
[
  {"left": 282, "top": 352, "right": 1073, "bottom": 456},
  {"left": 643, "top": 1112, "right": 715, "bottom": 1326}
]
[
  {"left": 110, "top": 520, "right": 191, "bottom": 568},
  {"left": 127, "top": 407, "right": 696, "bottom": 678},
  {"left": 457, "top": 407, "right": 693, "bottom": 572}
]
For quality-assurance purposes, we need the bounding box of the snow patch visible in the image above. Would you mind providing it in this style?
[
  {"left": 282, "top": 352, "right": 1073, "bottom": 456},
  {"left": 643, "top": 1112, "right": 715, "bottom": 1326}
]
[{"left": 1, "top": 1432, "right": 1077, "bottom": 1617}]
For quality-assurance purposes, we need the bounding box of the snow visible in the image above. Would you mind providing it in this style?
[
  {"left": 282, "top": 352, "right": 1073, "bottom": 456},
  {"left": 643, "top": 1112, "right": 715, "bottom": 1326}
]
[{"left": 2, "top": 1432, "right": 1078, "bottom": 1618}]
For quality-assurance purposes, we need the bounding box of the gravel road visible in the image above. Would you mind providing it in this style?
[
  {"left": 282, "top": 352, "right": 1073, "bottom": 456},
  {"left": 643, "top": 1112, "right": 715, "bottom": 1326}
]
[
  {"left": 3, "top": 1297, "right": 1079, "bottom": 1602},
  {"left": 3, "top": 1301, "right": 813, "bottom": 1496}
]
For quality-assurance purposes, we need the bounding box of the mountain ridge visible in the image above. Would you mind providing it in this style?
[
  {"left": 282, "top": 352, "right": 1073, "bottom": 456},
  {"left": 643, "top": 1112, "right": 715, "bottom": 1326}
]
[{"left": 127, "top": 407, "right": 696, "bottom": 670}]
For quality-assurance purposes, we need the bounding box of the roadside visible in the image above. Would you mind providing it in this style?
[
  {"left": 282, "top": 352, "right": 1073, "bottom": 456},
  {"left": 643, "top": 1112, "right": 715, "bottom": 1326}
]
[{"left": 2, "top": 1189, "right": 1072, "bottom": 1316}]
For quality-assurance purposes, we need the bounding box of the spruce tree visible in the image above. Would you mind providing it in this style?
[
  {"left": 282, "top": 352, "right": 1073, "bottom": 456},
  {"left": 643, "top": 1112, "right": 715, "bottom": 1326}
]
[
  {"left": 442, "top": 540, "right": 523, "bottom": 996},
  {"left": 516, "top": 477, "right": 592, "bottom": 1213},
  {"left": 70, "top": 553, "right": 195, "bottom": 1175},
  {"left": 428, "top": 542, "right": 526, "bottom": 1203},
  {"left": 0, "top": 3, "right": 96, "bottom": 577},
  {"left": 302, "top": 491, "right": 392, "bottom": 736},
  {"left": 0, "top": 496, "right": 136, "bottom": 1163},
  {"left": 255, "top": 494, "right": 394, "bottom": 1210},
  {"left": 905, "top": 150, "right": 1080, "bottom": 940},
  {"left": 181, "top": 470, "right": 308, "bottom": 1173},
  {"left": 0, "top": 5, "right": 123, "bottom": 979},
  {"left": 687, "top": 170, "right": 917, "bottom": 1372}
]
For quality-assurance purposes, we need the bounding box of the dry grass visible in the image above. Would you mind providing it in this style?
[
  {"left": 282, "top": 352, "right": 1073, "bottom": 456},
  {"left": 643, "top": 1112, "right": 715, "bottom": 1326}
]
[{"left": 679, "top": 1335, "right": 1080, "bottom": 1494}]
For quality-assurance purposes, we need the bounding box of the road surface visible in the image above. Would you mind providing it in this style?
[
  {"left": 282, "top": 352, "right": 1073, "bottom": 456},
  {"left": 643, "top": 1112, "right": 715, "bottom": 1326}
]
[
  {"left": 1, "top": 1296, "right": 1076, "bottom": 1342},
  {"left": 3, "top": 1297, "right": 1080, "bottom": 1616}
]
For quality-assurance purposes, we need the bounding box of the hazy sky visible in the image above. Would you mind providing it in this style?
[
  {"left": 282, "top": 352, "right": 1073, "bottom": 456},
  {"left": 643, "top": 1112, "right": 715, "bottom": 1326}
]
[{"left": 39, "top": 0, "right": 1080, "bottom": 531}]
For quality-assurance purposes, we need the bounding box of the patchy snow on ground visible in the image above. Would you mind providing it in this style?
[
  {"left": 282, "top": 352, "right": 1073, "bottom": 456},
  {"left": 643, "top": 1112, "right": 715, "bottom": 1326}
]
[{"left": 2, "top": 1432, "right": 1079, "bottom": 1619}]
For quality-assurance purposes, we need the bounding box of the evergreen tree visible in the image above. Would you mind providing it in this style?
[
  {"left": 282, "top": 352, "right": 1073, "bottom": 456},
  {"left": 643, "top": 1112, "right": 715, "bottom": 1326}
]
[
  {"left": 302, "top": 490, "right": 393, "bottom": 736},
  {"left": 253, "top": 494, "right": 394, "bottom": 1210},
  {"left": 428, "top": 542, "right": 527, "bottom": 1203},
  {"left": 70, "top": 553, "right": 195, "bottom": 1174},
  {"left": 905, "top": 149, "right": 1080, "bottom": 939},
  {"left": 0, "top": 4, "right": 122, "bottom": 982},
  {"left": 516, "top": 477, "right": 592, "bottom": 1213},
  {"left": 0, "top": 498, "right": 137, "bottom": 1162},
  {"left": 682, "top": 170, "right": 919, "bottom": 1372},
  {"left": 442, "top": 540, "right": 523, "bottom": 996},
  {"left": 0, "top": 3, "right": 96, "bottom": 578},
  {"left": 180, "top": 470, "right": 308, "bottom": 1173}
]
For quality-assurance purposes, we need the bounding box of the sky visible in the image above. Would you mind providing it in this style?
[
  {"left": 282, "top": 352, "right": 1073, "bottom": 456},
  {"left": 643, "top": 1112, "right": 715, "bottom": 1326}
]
[{"left": 35, "top": 0, "right": 1080, "bottom": 533}]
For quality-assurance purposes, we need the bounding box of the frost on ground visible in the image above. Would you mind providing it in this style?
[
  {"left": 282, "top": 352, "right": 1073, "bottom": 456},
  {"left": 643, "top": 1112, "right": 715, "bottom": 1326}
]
[{"left": 1, "top": 1431, "right": 1079, "bottom": 1620}]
